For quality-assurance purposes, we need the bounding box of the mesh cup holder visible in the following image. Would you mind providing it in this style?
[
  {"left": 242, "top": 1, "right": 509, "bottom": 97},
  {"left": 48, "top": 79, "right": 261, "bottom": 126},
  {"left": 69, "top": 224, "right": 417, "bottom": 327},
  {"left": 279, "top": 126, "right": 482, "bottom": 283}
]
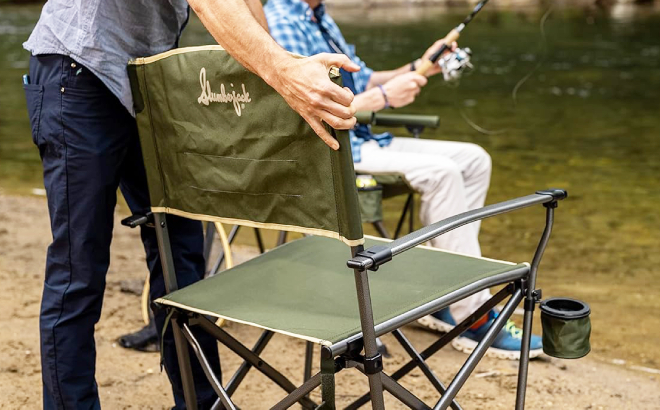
[{"left": 540, "top": 297, "right": 591, "bottom": 359}]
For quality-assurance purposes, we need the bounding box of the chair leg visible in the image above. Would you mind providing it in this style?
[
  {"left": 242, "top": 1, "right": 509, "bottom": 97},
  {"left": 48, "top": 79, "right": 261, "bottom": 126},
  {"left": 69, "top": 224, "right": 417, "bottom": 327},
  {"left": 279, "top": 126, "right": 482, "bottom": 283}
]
[
  {"left": 209, "top": 225, "right": 240, "bottom": 277},
  {"left": 181, "top": 322, "right": 237, "bottom": 410},
  {"left": 154, "top": 213, "right": 198, "bottom": 409},
  {"left": 517, "top": 205, "right": 556, "bottom": 409},
  {"left": 351, "top": 247, "right": 385, "bottom": 410},
  {"left": 277, "top": 230, "right": 288, "bottom": 246},
  {"left": 304, "top": 341, "right": 314, "bottom": 383},
  {"left": 514, "top": 300, "right": 534, "bottom": 410},
  {"left": 203, "top": 222, "right": 215, "bottom": 265},
  {"left": 319, "top": 350, "right": 336, "bottom": 410},
  {"left": 372, "top": 221, "right": 391, "bottom": 239},
  {"left": 254, "top": 228, "right": 265, "bottom": 253},
  {"left": 394, "top": 194, "right": 413, "bottom": 239}
]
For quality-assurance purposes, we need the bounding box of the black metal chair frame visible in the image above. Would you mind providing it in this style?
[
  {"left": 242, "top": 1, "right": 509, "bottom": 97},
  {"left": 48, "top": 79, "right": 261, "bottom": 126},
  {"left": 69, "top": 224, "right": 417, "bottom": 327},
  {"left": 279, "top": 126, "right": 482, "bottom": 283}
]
[{"left": 156, "top": 189, "right": 567, "bottom": 410}]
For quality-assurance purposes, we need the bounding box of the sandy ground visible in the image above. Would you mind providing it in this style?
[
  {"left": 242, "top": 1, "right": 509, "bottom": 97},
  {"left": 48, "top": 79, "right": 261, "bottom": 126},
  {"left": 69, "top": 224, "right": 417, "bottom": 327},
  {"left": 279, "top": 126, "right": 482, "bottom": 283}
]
[{"left": 0, "top": 193, "right": 659, "bottom": 409}]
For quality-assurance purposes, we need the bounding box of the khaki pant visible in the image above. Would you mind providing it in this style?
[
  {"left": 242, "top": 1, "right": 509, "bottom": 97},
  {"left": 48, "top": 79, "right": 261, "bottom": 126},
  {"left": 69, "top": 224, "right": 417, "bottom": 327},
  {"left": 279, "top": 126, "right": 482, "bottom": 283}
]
[{"left": 356, "top": 137, "right": 493, "bottom": 322}]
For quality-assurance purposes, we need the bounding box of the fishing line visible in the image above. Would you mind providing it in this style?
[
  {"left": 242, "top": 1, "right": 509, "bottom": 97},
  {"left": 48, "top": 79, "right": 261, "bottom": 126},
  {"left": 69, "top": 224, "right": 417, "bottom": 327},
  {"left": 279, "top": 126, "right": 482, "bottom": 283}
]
[
  {"left": 455, "top": 5, "right": 555, "bottom": 135},
  {"left": 511, "top": 5, "right": 555, "bottom": 106}
]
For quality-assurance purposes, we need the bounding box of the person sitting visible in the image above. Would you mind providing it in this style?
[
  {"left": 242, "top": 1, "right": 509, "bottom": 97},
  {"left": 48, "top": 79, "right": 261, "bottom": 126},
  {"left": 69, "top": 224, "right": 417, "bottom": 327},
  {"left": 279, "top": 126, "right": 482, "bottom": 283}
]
[{"left": 264, "top": 0, "right": 543, "bottom": 359}]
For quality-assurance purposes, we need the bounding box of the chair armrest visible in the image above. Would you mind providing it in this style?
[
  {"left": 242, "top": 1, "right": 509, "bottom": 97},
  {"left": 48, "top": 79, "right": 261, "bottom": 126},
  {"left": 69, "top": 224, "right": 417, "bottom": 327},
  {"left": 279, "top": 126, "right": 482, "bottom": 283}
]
[
  {"left": 347, "top": 189, "right": 567, "bottom": 271},
  {"left": 355, "top": 111, "right": 440, "bottom": 129}
]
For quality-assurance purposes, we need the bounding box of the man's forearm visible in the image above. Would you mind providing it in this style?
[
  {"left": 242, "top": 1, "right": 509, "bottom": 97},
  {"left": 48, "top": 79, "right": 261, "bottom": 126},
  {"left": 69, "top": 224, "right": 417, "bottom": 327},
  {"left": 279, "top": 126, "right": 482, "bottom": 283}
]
[
  {"left": 188, "top": 0, "right": 287, "bottom": 86},
  {"left": 353, "top": 87, "right": 386, "bottom": 112},
  {"left": 366, "top": 63, "right": 415, "bottom": 89}
]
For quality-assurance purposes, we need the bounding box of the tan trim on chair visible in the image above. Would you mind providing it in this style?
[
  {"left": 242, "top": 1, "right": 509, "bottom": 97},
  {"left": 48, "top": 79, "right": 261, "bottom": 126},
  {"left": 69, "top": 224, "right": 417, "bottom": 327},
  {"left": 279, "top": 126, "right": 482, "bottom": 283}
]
[
  {"left": 152, "top": 206, "right": 365, "bottom": 247},
  {"left": 129, "top": 45, "right": 227, "bottom": 65},
  {"left": 154, "top": 298, "right": 332, "bottom": 346}
]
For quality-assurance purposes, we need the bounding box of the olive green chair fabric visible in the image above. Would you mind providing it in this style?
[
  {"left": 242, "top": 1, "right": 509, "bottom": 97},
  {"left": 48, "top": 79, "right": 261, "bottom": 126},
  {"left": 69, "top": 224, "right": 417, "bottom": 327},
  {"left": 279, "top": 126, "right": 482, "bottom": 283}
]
[
  {"left": 540, "top": 315, "right": 591, "bottom": 359},
  {"left": 156, "top": 235, "right": 528, "bottom": 346},
  {"left": 128, "top": 46, "right": 363, "bottom": 245},
  {"left": 357, "top": 188, "right": 383, "bottom": 223}
]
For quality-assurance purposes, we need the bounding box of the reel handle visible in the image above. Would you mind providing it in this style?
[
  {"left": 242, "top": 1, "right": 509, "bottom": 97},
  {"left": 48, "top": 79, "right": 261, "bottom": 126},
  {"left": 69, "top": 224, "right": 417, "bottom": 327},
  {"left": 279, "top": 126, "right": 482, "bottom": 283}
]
[{"left": 416, "top": 28, "right": 461, "bottom": 76}]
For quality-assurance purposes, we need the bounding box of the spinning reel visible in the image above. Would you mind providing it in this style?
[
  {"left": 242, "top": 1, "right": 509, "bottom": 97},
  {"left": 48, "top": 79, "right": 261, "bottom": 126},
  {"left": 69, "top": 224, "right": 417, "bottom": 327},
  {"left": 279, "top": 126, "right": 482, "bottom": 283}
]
[{"left": 439, "top": 47, "right": 473, "bottom": 83}]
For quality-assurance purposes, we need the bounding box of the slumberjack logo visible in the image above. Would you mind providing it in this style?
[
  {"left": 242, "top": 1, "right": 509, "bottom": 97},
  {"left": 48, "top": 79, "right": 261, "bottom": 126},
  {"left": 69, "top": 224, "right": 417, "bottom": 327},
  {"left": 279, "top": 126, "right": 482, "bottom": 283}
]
[{"left": 197, "top": 67, "right": 251, "bottom": 116}]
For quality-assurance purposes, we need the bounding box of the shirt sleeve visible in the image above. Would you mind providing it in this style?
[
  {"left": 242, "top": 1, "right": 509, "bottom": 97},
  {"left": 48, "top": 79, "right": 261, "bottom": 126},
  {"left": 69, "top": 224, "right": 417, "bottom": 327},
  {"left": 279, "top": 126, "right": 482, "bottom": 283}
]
[{"left": 268, "top": 16, "right": 313, "bottom": 57}]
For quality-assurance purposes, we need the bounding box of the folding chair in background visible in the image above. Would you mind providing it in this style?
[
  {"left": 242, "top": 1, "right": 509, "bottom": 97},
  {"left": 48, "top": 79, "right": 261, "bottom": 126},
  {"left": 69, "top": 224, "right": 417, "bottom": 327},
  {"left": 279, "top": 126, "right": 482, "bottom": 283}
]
[
  {"left": 355, "top": 111, "right": 440, "bottom": 240},
  {"left": 128, "top": 46, "right": 576, "bottom": 409}
]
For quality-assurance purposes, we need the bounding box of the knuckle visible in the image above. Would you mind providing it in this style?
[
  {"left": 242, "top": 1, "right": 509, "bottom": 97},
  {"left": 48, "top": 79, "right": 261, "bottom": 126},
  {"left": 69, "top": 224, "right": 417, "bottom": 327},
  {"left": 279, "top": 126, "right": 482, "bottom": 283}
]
[{"left": 309, "top": 94, "right": 322, "bottom": 107}]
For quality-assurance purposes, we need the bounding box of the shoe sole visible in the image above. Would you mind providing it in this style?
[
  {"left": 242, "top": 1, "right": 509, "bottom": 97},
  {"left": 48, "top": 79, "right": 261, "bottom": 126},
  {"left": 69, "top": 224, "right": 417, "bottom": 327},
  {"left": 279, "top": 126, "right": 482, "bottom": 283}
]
[
  {"left": 451, "top": 337, "right": 543, "bottom": 361},
  {"left": 416, "top": 315, "right": 454, "bottom": 333}
]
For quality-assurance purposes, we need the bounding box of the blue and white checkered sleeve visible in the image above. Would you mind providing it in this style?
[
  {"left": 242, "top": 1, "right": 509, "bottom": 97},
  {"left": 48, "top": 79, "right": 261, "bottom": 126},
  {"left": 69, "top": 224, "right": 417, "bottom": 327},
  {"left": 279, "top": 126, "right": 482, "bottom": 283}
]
[{"left": 268, "top": 17, "right": 312, "bottom": 57}]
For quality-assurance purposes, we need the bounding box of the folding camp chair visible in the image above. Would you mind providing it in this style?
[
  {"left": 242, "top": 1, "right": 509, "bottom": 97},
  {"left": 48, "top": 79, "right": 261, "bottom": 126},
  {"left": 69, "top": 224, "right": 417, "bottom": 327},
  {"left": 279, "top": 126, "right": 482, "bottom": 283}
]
[{"left": 128, "top": 46, "right": 569, "bottom": 409}]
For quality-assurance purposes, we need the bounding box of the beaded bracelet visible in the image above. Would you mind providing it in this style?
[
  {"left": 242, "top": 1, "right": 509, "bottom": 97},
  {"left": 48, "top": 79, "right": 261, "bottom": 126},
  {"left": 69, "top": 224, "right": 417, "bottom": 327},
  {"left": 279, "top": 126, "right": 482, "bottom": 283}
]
[{"left": 377, "top": 84, "right": 390, "bottom": 109}]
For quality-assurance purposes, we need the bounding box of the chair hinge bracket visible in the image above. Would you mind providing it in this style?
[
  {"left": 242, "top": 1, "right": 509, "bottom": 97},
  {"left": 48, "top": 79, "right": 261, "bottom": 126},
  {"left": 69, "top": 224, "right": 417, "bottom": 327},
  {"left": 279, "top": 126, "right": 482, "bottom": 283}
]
[
  {"left": 524, "top": 289, "right": 543, "bottom": 311},
  {"left": 363, "top": 353, "right": 383, "bottom": 375},
  {"left": 347, "top": 245, "right": 392, "bottom": 271}
]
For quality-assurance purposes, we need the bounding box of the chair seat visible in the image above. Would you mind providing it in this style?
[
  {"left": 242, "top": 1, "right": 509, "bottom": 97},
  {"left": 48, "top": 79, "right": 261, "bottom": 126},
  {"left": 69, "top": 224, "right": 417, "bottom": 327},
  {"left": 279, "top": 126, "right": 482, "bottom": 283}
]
[{"left": 155, "top": 236, "right": 528, "bottom": 346}]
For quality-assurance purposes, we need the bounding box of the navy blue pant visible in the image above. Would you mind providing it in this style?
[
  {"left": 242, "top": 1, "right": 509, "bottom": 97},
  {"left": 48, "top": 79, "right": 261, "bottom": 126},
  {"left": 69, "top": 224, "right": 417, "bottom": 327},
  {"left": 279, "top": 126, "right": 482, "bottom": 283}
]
[{"left": 25, "top": 54, "right": 220, "bottom": 409}]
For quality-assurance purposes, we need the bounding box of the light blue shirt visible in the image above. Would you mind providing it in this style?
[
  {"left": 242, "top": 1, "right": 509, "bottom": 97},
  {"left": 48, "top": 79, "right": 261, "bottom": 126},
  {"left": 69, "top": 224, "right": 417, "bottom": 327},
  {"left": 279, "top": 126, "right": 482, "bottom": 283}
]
[
  {"left": 265, "top": 0, "right": 393, "bottom": 162},
  {"left": 24, "top": 0, "right": 190, "bottom": 116}
]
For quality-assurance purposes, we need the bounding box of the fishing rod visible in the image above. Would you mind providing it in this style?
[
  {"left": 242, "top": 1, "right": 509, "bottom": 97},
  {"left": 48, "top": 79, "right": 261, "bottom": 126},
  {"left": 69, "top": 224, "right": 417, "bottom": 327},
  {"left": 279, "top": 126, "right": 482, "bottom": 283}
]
[{"left": 416, "top": 0, "right": 490, "bottom": 76}]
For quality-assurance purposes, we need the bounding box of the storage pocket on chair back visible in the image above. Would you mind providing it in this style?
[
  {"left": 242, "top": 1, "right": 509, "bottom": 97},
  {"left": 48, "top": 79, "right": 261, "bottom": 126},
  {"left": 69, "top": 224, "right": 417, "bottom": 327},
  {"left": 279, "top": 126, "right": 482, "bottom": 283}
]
[
  {"left": 540, "top": 297, "right": 591, "bottom": 359},
  {"left": 357, "top": 186, "right": 383, "bottom": 223}
]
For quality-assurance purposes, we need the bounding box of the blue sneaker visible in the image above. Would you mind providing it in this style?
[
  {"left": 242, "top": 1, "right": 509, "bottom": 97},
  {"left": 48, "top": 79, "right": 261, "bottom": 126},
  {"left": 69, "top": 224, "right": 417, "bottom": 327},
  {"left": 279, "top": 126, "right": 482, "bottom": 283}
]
[
  {"left": 417, "top": 307, "right": 456, "bottom": 333},
  {"left": 451, "top": 310, "right": 544, "bottom": 360}
]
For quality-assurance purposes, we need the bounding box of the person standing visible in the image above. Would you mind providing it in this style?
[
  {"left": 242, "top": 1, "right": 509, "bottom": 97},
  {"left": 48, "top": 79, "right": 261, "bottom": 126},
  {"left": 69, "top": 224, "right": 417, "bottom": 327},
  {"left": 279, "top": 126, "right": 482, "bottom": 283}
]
[{"left": 23, "top": 0, "right": 359, "bottom": 408}]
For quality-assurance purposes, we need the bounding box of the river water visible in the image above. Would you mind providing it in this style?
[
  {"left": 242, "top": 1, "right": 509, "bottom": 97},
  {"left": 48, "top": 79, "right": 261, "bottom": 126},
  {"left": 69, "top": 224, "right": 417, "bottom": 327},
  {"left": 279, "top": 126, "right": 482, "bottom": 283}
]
[{"left": 0, "top": 4, "right": 659, "bottom": 370}]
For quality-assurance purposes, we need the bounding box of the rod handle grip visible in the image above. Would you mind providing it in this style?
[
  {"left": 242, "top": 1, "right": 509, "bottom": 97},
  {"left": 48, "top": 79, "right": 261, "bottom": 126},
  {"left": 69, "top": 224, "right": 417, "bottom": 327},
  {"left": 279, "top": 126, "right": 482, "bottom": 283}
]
[{"left": 416, "top": 28, "right": 462, "bottom": 76}]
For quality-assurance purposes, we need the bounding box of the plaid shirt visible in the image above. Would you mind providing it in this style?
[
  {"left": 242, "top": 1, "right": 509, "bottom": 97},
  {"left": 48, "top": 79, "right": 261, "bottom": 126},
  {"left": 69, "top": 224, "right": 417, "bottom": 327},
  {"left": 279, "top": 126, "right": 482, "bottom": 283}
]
[{"left": 265, "top": 0, "right": 393, "bottom": 162}]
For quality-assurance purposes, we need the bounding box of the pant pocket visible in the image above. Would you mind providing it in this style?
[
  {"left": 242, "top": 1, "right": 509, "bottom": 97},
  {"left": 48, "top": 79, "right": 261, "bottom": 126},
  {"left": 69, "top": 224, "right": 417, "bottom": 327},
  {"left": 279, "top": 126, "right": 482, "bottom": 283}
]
[{"left": 24, "top": 83, "right": 45, "bottom": 147}]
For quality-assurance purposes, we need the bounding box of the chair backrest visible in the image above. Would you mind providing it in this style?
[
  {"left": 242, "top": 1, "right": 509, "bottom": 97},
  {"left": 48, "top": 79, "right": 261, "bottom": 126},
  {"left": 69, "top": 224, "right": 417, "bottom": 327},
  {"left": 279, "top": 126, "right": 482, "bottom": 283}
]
[{"left": 128, "top": 46, "right": 364, "bottom": 246}]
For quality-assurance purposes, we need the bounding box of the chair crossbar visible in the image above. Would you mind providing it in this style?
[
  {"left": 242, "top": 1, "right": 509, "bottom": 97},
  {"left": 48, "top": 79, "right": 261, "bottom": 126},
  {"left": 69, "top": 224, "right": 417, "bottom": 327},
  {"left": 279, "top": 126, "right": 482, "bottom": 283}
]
[
  {"left": 352, "top": 364, "right": 430, "bottom": 410},
  {"left": 345, "top": 284, "right": 512, "bottom": 410},
  {"left": 391, "top": 330, "right": 450, "bottom": 404},
  {"left": 181, "top": 323, "right": 237, "bottom": 410},
  {"left": 194, "top": 315, "right": 318, "bottom": 409},
  {"left": 225, "top": 330, "right": 273, "bottom": 396},
  {"left": 380, "top": 372, "right": 430, "bottom": 410},
  {"left": 272, "top": 373, "right": 323, "bottom": 410},
  {"left": 434, "top": 288, "right": 524, "bottom": 410}
]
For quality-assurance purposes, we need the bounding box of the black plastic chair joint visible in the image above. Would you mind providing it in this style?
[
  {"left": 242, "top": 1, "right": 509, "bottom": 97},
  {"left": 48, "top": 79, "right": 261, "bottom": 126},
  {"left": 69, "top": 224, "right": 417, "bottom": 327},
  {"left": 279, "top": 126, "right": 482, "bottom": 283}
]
[
  {"left": 347, "top": 245, "right": 392, "bottom": 271},
  {"left": 121, "top": 212, "right": 154, "bottom": 228},
  {"left": 535, "top": 188, "right": 568, "bottom": 208},
  {"left": 363, "top": 353, "right": 383, "bottom": 375}
]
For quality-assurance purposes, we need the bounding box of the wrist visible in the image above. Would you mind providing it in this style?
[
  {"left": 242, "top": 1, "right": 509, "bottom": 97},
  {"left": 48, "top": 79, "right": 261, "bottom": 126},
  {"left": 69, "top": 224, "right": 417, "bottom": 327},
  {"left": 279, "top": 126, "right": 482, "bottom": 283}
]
[
  {"left": 377, "top": 84, "right": 390, "bottom": 109},
  {"left": 263, "top": 51, "right": 294, "bottom": 89}
]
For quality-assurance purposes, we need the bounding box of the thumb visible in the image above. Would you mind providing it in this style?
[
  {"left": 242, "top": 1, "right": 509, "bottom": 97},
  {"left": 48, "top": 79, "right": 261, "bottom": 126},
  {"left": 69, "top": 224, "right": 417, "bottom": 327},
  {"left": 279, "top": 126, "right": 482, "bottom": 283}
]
[{"left": 319, "top": 53, "right": 361, "bottom": 73}]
